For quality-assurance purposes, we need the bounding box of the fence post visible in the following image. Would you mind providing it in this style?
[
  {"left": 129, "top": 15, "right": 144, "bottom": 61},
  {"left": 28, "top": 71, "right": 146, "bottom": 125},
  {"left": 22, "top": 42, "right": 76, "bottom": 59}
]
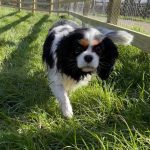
[
  {"left": 32, "top": 0, "right": 36, "bottom": 14},
  {"left": 67, "top": 2, "right": 70, "bottom": 15},
  {"left": 18, "top": 0, "right": 22, "bottom": 11},
  {"left": 83, "top": 0, "right": 91, "bottom": 16},
  {"left": 73, "top": 1, "right": 77, "bottom": 12},
  {"left": 49, "top": 0, "right": 53, "bottom": 14},
  {"left": 57, "top": 0, "right": 59, "bottom": 16},
  {"left": 107, "top": 0, "right": 121, "bottom": 25},
  {"left": 82, "top": 1, "right": 85, "bottom": 27},
  {"left": 82, "top": 0, "right": 91, "bottom": 27}
]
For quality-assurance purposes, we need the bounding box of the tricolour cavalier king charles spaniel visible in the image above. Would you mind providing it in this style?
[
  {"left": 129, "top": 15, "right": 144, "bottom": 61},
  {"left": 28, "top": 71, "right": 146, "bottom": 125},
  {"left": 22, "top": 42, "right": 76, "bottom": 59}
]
[{"left": 43, "top": 20, "right": 133, "bottom": 118}]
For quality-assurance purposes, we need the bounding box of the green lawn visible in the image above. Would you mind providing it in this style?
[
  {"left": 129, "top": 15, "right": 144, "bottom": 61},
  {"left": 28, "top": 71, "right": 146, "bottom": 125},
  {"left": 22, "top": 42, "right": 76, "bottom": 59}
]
[{"left": 0, "top": 7, "right": 150, "bottom": 150}]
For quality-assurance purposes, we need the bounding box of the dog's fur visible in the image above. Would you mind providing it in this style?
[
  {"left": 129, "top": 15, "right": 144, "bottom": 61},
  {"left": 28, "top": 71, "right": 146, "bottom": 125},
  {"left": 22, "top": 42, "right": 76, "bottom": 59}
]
[{"left": 43, "top": 20, "right": 133, "bottom": 118}]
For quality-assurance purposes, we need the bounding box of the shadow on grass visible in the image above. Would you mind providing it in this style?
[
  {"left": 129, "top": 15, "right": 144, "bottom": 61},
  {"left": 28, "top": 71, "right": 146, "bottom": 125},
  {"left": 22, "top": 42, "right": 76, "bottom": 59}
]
[
  {"left": 0, "top": 15, "right": 52, "bottom": 117},
  {"left": 0, "top": 11, "right": 19, "bottom": 20},
  {"left": 2, "top": 116, "right": 149, "bottom": 150},
  {"left": 0, "top": 38, "right": 16, "bottom": 46},
  {"left": 0, "top": 16, "right": 149, "bottom": 149},
  {"left": 104, "top": 47, "right": 150, "bottom": 128},
  {"left": 0, "top": 126, "right": 102, "bottom": 149},
  {"left": 113, "top": 49, "right": 150, "bottom": 100},
  {"left": 113, "top": 51, "right": 150, "bottom": 95},
  {"left": 0, "top": 13, "right": 31, "bottom": 34}
]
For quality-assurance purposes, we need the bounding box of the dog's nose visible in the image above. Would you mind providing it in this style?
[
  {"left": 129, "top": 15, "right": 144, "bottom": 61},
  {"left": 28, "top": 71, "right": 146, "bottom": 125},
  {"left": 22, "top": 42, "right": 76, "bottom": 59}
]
[{"left": 84, "top": 55, "right": 93, "bottom": 63}]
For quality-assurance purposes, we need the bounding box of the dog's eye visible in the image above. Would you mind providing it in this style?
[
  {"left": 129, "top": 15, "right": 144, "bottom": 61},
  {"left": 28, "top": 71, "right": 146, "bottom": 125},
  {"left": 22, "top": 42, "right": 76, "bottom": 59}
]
[
  {"left": 93, "top": 46, "right": 101, "bottom": 54},
  {"left": 75, "top": 46, "right": 85, "bottom": 55}
]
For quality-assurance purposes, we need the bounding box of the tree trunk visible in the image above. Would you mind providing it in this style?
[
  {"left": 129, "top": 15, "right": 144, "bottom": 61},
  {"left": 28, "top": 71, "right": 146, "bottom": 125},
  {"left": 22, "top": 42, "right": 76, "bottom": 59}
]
[{"left": 83, "top": 0, "right": 91, "bottom": 16}]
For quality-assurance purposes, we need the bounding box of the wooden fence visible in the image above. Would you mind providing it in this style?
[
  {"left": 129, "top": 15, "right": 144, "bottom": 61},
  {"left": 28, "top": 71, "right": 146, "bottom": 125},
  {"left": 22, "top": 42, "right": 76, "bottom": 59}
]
[{"left": 0, "top": 0, "right": 150, "bottom": 52}]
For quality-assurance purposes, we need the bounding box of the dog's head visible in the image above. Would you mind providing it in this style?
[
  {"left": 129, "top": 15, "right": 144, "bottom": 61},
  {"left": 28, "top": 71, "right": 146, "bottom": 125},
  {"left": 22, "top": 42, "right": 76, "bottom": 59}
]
[
  {"left": 57, "top": 27, "right": 133, "bottom": 80},
  {"left": 74, "top": 28, "right": 120, "bottom": 80}
]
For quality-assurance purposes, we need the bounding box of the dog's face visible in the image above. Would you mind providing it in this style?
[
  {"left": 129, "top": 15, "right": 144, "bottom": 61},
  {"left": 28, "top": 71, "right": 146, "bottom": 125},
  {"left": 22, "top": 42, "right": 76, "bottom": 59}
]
[
  {"left": 65, "top": 28, "right": 118, "bottom": 80},
  {"left": 76, "top": 28, "right": 102, "bottom": 72}
]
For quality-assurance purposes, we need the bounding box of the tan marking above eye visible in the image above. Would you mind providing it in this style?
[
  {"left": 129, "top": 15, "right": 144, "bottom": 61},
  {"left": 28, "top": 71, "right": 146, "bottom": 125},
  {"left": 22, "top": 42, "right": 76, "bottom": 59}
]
[
  {"left": 79, "top": 39, "right": 101, "bottom": 47},
  {"left": 79, "top": 39, "right": 89, "bottom": 47},
  {"left": 92, "top": 40, "right": 101, "bottom": 46}
]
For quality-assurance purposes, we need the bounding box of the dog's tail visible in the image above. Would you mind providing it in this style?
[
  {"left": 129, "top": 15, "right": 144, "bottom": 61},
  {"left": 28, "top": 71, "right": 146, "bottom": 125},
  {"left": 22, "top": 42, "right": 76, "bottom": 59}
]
[
  {"left": 51, "top": 19, "right": 79, "bottom": 30},
  {"left": 97, "top": 27, "right": 134, "bottom": 45}
]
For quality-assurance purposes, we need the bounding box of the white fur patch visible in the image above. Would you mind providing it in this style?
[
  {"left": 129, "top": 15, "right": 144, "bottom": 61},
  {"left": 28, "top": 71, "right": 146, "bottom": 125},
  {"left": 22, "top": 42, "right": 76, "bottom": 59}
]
[
  {"left": 97, "top": 27, "right": 133, "bottom": 45},
  {"left": 61, "top": 74, "right": 92, "bottom": 91},
  {"left": 84, "top": 28, "right": 104, "bottom": 44},
  {"left": 106, "top": 31, "right": 134, "bottom": 45},
  {"left": 77, "top": 50, "right": 99, "bottom": 70}
]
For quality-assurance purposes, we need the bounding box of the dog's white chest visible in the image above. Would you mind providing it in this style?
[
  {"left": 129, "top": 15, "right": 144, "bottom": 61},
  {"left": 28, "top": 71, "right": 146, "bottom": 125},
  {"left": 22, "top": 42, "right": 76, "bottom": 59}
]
[{"left": 60, "top": 74, "right": 92, "bottom": 92}]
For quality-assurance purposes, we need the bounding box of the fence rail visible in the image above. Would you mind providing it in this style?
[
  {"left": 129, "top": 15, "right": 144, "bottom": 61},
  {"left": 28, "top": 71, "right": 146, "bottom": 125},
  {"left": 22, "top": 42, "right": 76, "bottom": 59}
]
[
  {"left": 0, "top": 0, "right": 150, "bottom": 52},
  {"left": 69, "top": 11, "right": 150, "bottom": 52}
]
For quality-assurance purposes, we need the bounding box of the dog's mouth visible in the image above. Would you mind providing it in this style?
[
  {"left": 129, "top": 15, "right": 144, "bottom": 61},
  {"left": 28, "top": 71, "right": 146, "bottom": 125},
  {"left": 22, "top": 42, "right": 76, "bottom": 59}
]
[{"left": 81, "top": 67, "right": 96, "bottom": 72}]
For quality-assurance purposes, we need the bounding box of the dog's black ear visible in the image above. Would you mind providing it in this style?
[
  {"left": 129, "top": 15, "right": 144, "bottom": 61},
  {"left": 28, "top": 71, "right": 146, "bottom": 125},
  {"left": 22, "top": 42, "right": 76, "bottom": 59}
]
[{"left": 97, "top": 37, "right": 118, "bottom": 80}]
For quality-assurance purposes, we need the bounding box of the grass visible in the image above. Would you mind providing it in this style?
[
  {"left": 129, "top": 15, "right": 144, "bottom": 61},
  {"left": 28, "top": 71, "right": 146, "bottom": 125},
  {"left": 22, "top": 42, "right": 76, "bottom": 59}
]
[
  {"left": 130, "top": 26, "right": 145, "bottom": 34},
  {"left": 0, "top": 6, "right": 150, "bottom": 150},
  {"left": 120, "top": 16, "right": 150, "bottom": 23}
]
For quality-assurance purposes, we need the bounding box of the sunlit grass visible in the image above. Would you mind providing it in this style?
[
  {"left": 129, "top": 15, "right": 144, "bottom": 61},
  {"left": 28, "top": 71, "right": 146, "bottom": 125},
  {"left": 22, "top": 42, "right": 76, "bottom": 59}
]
[{"left": 0, "top": 6, "right": 150, "bottom": 150}]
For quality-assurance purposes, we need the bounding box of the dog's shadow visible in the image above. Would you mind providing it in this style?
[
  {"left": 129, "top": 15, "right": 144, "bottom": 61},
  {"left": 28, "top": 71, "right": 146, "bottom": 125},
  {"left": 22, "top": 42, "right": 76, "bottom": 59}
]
[{"left": 0, "top": 70, "right": 53, "bottom": 116}]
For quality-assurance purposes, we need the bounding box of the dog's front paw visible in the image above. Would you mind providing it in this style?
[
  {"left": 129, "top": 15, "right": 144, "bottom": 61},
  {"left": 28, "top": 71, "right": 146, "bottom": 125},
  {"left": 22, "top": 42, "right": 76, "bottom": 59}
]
[{"left": 61, "top": 102, "right": 73, "bottom": 118}]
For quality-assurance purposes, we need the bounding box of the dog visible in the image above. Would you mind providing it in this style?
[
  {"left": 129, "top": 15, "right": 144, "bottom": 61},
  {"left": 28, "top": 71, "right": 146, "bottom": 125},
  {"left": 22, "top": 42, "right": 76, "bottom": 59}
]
[{"left": 43, "top": 20, "right": 133, "bottom": 118}]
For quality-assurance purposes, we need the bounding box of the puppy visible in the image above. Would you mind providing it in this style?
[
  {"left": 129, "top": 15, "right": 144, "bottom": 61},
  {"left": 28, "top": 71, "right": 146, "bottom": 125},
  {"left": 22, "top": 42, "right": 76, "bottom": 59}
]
[{"left": 43, "top": 20, "right": 133, "bottom": 118}]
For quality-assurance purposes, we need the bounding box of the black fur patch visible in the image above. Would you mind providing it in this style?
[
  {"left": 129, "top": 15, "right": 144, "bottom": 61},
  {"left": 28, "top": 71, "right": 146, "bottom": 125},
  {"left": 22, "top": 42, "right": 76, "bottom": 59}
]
[
  {"left": 42, "top": 31, "right": 55, "bottom": 68},
  {"left": 43, "top": 20, "right": 79, "bottom": 69},
  {"left": 56, "top": 30, "right": 91, "bottom": 81},
  {"left": 97, "top": 37, "right": 118, "bottom": 80}
]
